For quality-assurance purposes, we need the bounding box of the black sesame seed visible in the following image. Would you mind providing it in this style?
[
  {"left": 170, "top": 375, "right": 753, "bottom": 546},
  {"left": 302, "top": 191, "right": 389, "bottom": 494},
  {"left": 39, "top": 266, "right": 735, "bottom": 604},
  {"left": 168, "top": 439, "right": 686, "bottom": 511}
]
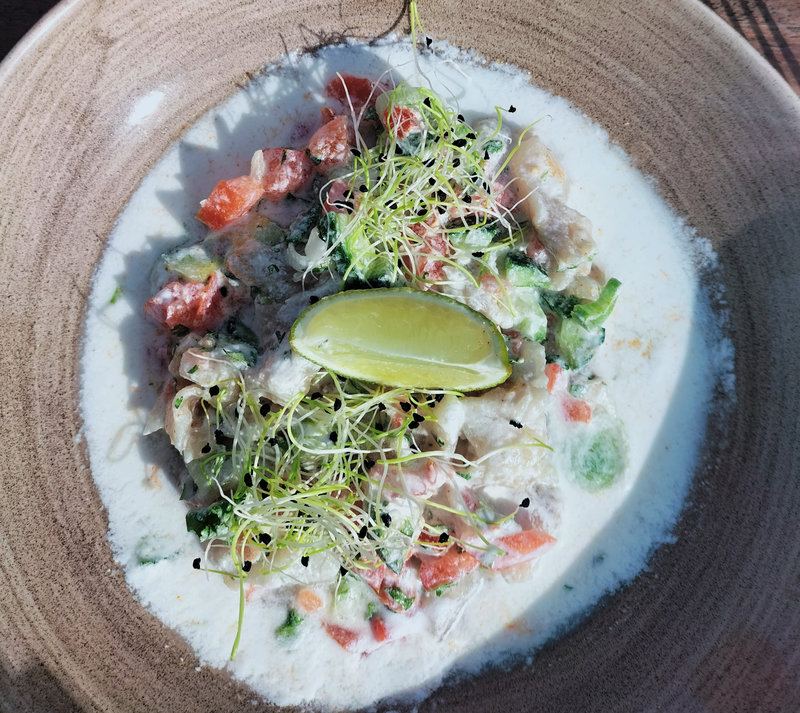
[
  {"left": 408, "top": 421, "right": 419, "bottom": 430},
  {"left": 452, "top": 158, "right": 461, "bottom": 167},
  {"left": 452, "top": 138, "right": 467, "bottom": 148},
  {"left": 509, "top": 419, "right": 523, "bottom": 429},
  {"left": 423, "top": 158, "right": 436, "bottom": 168},
  {"left": 244, "top": 473, "right": 253, "bottom": 487},
  {"left": 333, "top": 398, "right": 342, "bottom": 411},
  {"left": 214, "top": 428, "right": 225, "bottom": 443},
  {"left": 472, "top": 251, "right": 485, "bottom": 258},
  {"left": 387, "top": 200, "right": 398, "bottom": 210},
  {"left": 201, "top": 443, "right": 211, "bottom": 454},
  {"left": 435, "top": 393, "right": 444, "bottom": 402},
  {"left": 438, "top": 532, "right": 450, "bottom": 543},
  {"left": 436, "top": 205, "right": 447, "bottom": 214},
  {"left": 484, "top": 150, "right": 490, "bottom": 161},
  {"left": 192, "top": 557, "right": 201, "bottom": 569},
  {"left": 380, "top": 512, "right": 392, "bottom": 527},
  {"left": 463, "top": 194, "right": 472, "bottom": 203},
  {"left": 268, "top": 437, "right": 277, "bottom": 446},
  {"left": 358, "top": 525, "right": 368, "bottom": 539},
  {"left": 364, "top": 458, "right": 376, "bottom": 470},
  {"left": 520, "top": 497, "right": 531, "bottom": 508},
  {"left": 219, "top": 286, "right": 229, "bottom": 297},
  {"left": 400, "top": 402, "right": 412, "bottom": 412},
  {"left": 311, "top": 392, "right": 323, "bottom": 400},
  {"left": 416, "top": 207, "right": 428, "bottom": 216},
  {"left": 339, "top": 565, "right": 348, "bottom": 576},
  {"left": 258, "top": 533, "right": 272, "bottom": 545},
  {"left": 359, "top": 184, "right": 368, "bottom": 192},
  {"left": 428, "top": 176, "right": 436, "bottom": 186},
  {"left": 351, "top": 148, "right": 361, "bottom": 157},
  {"left": 466, "top": 132, "right": 476, "bottom": 140},
  {"left": 260, "top": 402, "right": 270, "bottom": 416},
  {"left": 242, "top": 560, "right": 252, "bottom": 572},
  {"left": 425, "top": 36, "right": 432, "bottom": 47},
  {"left": 300, "top": 555, "right": 310, "bottom": 567},
  {"left": 457, "top": 113, "right": 465, "bottom": 122},
  {"left": 509, "top": 105, "right": 517, "bottom": 113},
  {"left": 423, "top": 97, "right": 432, "bottom": 107},
  {"left": 413, "top": 412, "right": 425, "bottom": 423},
  {"left": 329, "top": 431, "right": 338, "bottom": 443},
  {"left": 377, "top": 403, "right": 386, "bottom": 411},
  {"left": 209, "top": 385, "right": 220, "bottom": 397},
  {"left": 309, "top": 295, "right": 320, "bottom": 304}
]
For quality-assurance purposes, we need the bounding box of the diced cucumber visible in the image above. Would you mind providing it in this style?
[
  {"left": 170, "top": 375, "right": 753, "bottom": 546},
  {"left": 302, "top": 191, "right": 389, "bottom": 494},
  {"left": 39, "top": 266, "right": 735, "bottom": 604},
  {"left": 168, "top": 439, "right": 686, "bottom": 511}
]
[
  {"left": 321, "top": 210, "right": 394, "bottom": 287},
  {"left": 570, "top": 427, "right": 626, "bottom": 491},
  {"left": 510, "top": 286, "right": 547, "bottom": 342},
  {"left": 163, "top": 244, "right": 222, "bottom": 282},
  {"left": 572, "top": 278, "right": 621, "bottom": 328},
  {"left": 503, "top": 251, "right": 550, "bottom": 288},
  {"left": 554, "top": 317, "right": 604, "bottom": 370}
]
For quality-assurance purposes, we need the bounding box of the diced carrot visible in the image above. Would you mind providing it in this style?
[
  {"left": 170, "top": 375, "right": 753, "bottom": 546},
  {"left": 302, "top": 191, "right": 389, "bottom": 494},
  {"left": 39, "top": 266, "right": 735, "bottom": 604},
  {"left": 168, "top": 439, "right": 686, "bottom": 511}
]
[
  {"left": 369, "top": 616, "right": 389, "bottom": 643},
  {"left": 324, "top": 623, "right": 360, "bottom": 651},
  {"left": 562, "top": 395, "right": 592, "bottom": 423},
  {"left": 260, "top": 148, "right": 314, "bottom": 200},
  {"left": 144, "top": 271, "right": 227, "bottom": 331},
  {"left": 545, "top": 362, "right": 563, "bottom": 393},
  {"left": 491, "top": 529, "right": 555, "bottom": 570},
  {"left": 306, "top": 115, "right": 354, "bottom": 173},
  {"left": 384, "top": 106, "right": 419, "bottom": 139},
  {"left": 325, "top": 73, "right": 382, "bottom": 112},
  {"left": 418, "top": 547, "right": 480, "bottom": 591},
  {"left": 196, "top": 175, "right": 263, "bottom": 231},
  {"left": 297, "top": 588, "right": 322, "bottom": 612}
]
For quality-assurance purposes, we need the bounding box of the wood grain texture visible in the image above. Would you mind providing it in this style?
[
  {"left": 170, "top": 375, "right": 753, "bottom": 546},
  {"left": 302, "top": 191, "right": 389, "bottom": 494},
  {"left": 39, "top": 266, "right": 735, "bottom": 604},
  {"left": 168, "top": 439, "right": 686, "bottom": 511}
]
[{"left": 701, "top": 0, "right": 800, "bottom": 92}]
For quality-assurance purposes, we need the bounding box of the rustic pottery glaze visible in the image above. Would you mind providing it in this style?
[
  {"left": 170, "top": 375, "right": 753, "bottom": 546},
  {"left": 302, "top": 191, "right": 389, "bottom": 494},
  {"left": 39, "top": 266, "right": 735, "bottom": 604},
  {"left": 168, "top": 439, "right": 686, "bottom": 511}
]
[{"left": 0, "top": 1, "right": 798, "bottom": 711}]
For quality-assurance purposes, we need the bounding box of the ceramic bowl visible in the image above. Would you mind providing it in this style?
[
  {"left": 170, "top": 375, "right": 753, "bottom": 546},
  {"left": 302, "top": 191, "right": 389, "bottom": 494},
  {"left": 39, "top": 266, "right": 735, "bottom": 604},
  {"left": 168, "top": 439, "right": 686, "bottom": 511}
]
[{"left": 1, "top": 1, "right": 799, "bottom": 711}]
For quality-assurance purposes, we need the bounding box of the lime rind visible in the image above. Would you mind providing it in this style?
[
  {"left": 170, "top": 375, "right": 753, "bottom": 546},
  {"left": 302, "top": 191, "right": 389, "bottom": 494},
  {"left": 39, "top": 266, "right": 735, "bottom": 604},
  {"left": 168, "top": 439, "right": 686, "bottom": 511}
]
[{"left": 290, "top": 288, "right": 511, "bottom": 391}]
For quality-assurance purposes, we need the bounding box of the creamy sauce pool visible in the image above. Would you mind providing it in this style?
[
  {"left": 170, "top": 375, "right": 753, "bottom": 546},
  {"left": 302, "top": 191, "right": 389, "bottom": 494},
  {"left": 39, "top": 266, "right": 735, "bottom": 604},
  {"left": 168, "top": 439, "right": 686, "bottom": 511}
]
[{"left": 80, "top": 39, "right": 730, "bottom": 710}]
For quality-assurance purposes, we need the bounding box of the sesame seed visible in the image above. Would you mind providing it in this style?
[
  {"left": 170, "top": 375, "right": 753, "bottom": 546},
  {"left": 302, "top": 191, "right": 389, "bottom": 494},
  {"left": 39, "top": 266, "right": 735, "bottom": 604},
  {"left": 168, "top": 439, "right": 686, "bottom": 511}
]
[
  {"left": 428, "top": 176, "right": 436, "bottom": 186},
  {"left": 364, "top": 458, "right": 376, "bottom": 470},
  {"left": 452, "top": 138, "right": 467, "bottom": 148},
  {"left": 329, "top": 431, "right": 338, "bottom": 443},
  {"left": 509, "top": 419, "right": 523, "bottom": 429},
  {"left": 463, "top": 194, "right": 472, "bottom": 203},
  {"left": 309, "top": 295, "right": 320, "bottom": 304},
  {"left": 192, "top": 557, "right": 201, "bottom": 569},
  {"left": 209, "top": 385, "right": 220, "bottom": 396},
  {"left": 260, "top": 402, "right": 270, "bottom": 416},
  {"left": 359, "top": 184, "right": 368, "bottom": 192},
  {"left": 219, "top": 286, "right": 228, "bottom": 297},
  {"left": 457, "top": 114, "right": 465, "bottom": 122},
  {"left": 267, "top": 437, "right": 277, "bottom": 446},
  {"left": 425, "top": 36, "right": 432, "bottom": 47},
  {"left": 339, "top": 566, "right": 348, "bottom": 576},
  {"left": 520, "top": 497, "right": 531, "bottom": 508},
  {"left": 351, "top": 148, "right": 361, "bottom": 157},
  {"left": 423, "top": 97, "right": 432, "bottom": 107},
  {"left": 214, "top": 428, "right": 224, "bottom": 443},
  {"left": 413, "top": 413, "right": 425, "bottom": 423},
  {"left": 244, "top": 473, "right": 253, "bottom": 487},
  {"left": 509, "top": 105, "right": 517, "bottom": 113},
  {"left": 242, "top": 561, "right": 252, "bottom": 572},
  {"left": 201, "top": 443, "right": 211, "bottom": 454},
  {"left": 484, "top": 150, "right": 490, "bottom": 160},
  {"left": 400, "top": 402, "right": 412, "bottom": 412},
  {"left": 452, "top": 158, "right": 461, "bottom": 167},
  {"left": 472, "top": 251, "right": 485, "bottom": 258},
  {"left": 408, "top": 421, "right": 419, "bottom": 430},
  {"left": 300, "top": 556, "right": 309, "bottom": 567},
  {"left": 438, "top": 532, "right": 450, "bottom": 543},
  {"left": 258, "top": 533, "right": 272, "bottom": 545},
  {"left": 466, "top": 132, "right": 476, "bottom": 140},
  {"left": 380, "top": 512, "right": 392, "bottom": 527},
  {"left": 311, "top": 392, "right": 322, "bottom": 400},
  {"left": 333, "top": 398, "right": 342, "bottom": 411},
  {"left": 358, "top": 525, "right": 368, "bottom": 539}
]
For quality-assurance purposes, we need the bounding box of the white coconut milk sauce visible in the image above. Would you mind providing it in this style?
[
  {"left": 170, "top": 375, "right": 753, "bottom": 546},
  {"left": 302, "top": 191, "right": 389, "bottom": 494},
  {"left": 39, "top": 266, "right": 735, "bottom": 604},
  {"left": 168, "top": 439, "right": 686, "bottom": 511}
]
[{"left": 80, "top": 38, "right": 733, "bottom": 710}]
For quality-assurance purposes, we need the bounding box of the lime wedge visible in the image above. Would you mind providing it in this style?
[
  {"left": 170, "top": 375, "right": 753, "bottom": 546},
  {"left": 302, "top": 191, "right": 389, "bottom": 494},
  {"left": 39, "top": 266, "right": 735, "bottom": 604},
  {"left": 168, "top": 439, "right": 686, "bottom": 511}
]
[{"left": 290, "top": 288, "right": 511, "bottom": 391}]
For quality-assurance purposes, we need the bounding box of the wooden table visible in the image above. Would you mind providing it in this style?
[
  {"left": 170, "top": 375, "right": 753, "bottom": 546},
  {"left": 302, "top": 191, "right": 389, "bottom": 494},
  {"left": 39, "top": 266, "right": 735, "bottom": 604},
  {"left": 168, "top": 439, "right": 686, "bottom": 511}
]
[{"left": 1, "top": 0, "right": 799, "bottom": 94}]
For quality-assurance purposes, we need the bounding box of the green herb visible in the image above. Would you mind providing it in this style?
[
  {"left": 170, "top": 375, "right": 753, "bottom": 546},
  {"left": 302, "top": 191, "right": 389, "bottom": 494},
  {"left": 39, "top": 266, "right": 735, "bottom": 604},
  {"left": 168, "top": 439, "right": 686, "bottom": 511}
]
[
  {"left": 276, "top": 609, "right": 304, "bottom": 639},
  {"left": 185, "top": 500, "right": 233, "bottom": 540},
  {"left": 173, "top": 396, "right": 184, "bottom": 409},
  {"left": 109, "top": 285, "right": 123, "bottom": 305},
  {"left": 385, "top": 587, "right": 414, "bottom": 611},
  {"left": 456, "top": 471, "right": 472, "bottom": 480},
  {"left": 365, "top": 601, "right": 378, "bottom": 620},
  {"left": 187, "top": 365, "right": 199, "bottom": 375}
]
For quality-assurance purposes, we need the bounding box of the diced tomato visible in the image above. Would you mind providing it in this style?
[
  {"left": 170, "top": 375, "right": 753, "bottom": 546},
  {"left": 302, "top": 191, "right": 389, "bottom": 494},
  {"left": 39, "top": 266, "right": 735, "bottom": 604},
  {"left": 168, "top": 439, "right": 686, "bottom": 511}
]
[
  {"left": 144, "top": 271, "right": 227, "bottom": 331},
  {"left": 260, "top": 148, "right": 314, "bottom": 200},
  {"left": 357, "top": 562, "right": 388, "bottom": 592},
  {"left": 491, "top": 530, "right": 555, "bottom": 570},
  {"left": 418, "top": 547, "right": 480, "bottom": 591},
  {"left": 297, "top": 588, "right": 322, "bottom": 612},
  {"left": 326, "top": 73, "right": 383, "bottom": 112},
  {"left": 306, "top": 115, "right": 354, "bottom": 173},
  {"left": 545, "top": 362, "right": 563, "bottom": 393},
  {"left": 562, "top": 395, "right": 592, "bottom": 423},
  {"left": 195, "top": 175, "right": 263, "bottom": 231},
  {"left": 384, "top": 106, "right": 419, "bottom": 140},
  {"left": 323, "top": 179, "right": 359, "bottom": 214},
  {"left": 369, "top": 616, "right": 390, "bottom": 643},
  {"left": 324, "top": 623, "right": 360, "bottom": 651}
]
